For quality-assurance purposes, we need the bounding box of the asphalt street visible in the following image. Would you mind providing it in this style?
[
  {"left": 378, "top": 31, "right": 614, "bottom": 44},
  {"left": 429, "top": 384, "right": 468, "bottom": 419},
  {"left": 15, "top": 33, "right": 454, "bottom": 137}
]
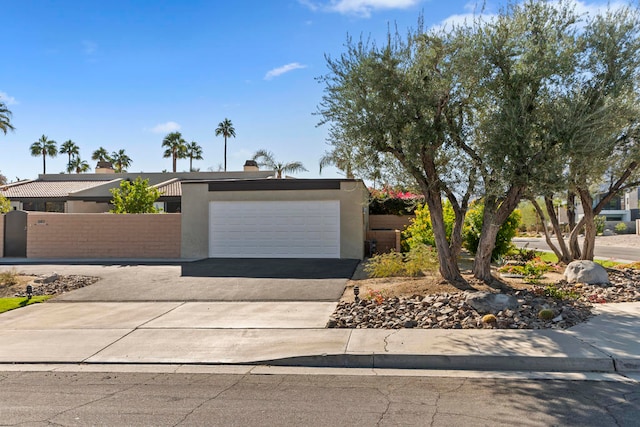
[
  {"left": 0, "top": 370, "right": 638, "bottom": 426},
  {"left": 513, "top": 238, "right": 640, "bottom": 262}
]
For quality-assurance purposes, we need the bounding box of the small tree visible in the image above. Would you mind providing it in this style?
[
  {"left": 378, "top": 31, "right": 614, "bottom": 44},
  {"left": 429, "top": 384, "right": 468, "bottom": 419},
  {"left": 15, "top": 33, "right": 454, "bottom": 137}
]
[{"left": 109, "top": 177, "right": 161, "bottom": 213}]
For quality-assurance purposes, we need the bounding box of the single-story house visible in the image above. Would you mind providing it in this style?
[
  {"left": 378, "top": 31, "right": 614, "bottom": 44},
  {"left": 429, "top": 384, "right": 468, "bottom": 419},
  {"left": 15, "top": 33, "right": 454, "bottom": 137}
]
[
  {"left": 1, "top": 163, "right": 369, "bottom": 259},
  {"left": 181, "top": 178, "right": 369, "bottom": 259},
  {"left": 0, "top": 166, "right": 275, "bottom": 213}
]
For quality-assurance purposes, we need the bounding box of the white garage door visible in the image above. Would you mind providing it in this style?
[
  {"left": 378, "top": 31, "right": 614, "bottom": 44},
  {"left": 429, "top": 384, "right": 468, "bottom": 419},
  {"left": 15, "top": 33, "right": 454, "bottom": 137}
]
[{"left": 209, "top": 200, "right": 340, "bottom": 258}]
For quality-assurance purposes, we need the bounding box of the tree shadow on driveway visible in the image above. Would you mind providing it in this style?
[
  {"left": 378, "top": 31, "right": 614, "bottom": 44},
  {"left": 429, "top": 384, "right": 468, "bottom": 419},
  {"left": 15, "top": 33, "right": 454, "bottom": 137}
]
[{"left": 181, "top": 258, "right": 361, "bottom": 279}]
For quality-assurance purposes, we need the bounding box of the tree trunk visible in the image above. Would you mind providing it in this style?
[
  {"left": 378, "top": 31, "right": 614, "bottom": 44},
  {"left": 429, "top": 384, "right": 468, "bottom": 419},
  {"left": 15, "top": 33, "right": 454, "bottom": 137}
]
[
  {"left": 472, "top": 186, "right": 524, "bottom": 282},
  {"left": 566, "top": 190, "right": 581, "bottom": 258},
  {"left": 530, "top": 197, "right": 569, "bottom": 263},
  {"left": 472, "top": 198, "right": 501, "bottom": 282},
  {"left": 543, "top": 196, "right": 572, "bottom": 263},
  {"left": 423, "top": 185, "right": 465, "bottom": 285},
  {"left": 224, "top": 138, "right": 228, "bottom": 171},
  {"left": 577, "top": 188, "right": 596, "bottom": 260}
]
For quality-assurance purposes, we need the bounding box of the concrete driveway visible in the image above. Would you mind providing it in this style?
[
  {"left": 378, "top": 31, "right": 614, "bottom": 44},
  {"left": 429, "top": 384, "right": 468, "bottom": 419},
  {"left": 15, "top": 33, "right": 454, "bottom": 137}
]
[{"left": 0, "top": 258, "right": 360, "bottom": 302}]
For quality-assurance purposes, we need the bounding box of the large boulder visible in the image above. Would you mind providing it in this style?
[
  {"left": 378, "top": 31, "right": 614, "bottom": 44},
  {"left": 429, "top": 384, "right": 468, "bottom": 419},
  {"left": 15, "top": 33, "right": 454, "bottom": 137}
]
[
  {"left": 564, "top": 260, "right": 609, "bottom": 285},
  {"left": 465, "top": 292, "right": 519, "bottom": 314}
]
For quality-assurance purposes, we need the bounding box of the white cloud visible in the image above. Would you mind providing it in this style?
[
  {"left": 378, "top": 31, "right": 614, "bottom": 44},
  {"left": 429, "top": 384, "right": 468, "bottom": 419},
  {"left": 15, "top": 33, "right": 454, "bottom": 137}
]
[
  {"left": 264, "top": 62, "right": 307, "bottom": 80},
  {"left": 150, "top": 121, "right": 181, "bottom": 134},
  {"left": 82, "top": 40, "right": 98, "bottom": 55},
  {"left": 0, "top": 91, "right": 17, "bottom": 105},
  {"left": 301, "top": 0, "right": 421, "bottom": 17}
]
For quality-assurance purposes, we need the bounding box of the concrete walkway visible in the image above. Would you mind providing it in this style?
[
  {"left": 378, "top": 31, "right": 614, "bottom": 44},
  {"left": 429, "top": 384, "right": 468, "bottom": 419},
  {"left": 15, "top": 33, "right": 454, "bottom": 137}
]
[
  {"left": 0, "top": 258, "right": 638, "bottom": 375},
  {"left": 0, "top": 299, "right": 637, "bottom": 374}
]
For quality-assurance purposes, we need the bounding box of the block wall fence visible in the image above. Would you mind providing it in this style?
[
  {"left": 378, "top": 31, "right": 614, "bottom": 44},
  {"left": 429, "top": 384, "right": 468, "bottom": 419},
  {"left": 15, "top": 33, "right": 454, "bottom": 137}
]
[{"left": 24, "top": 213, "right": 181, "bottom": 259}]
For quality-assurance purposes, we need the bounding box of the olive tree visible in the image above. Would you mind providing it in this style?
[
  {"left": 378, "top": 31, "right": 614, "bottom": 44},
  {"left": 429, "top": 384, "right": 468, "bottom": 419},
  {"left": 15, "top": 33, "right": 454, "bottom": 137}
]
[
  {"left": 317, "top": 25, "right": 477, "bottom": 285},
  {"left": 528, "top": 6, "right": 640, "bottom": 262}
]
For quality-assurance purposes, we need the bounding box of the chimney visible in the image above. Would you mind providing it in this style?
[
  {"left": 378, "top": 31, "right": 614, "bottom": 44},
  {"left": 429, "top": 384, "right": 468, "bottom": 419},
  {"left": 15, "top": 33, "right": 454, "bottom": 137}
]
[
  {"left": 243, "top": 160, "right": 259, "bottom": 171},
  {"left": 95, "top": 161, "right": 115, "bottom": 174}
]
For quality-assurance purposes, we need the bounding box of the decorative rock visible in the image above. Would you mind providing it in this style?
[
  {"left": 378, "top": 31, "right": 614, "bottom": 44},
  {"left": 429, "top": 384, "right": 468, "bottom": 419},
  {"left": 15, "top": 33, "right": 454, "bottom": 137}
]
[
  {"left": 465, "top": 292, "right": 519, "bottom": 314},
  {"left": 34, "top": 273, "right": 59, "bottom": 284},
  {"left": 564, "top": 260, "right": 609, "bottom": 284}
]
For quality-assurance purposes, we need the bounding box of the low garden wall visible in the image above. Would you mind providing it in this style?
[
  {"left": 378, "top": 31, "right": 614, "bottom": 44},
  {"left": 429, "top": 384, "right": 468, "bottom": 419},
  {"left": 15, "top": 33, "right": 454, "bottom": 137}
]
[
  {"left": 25, "top": 213, "right": 181, "bottom": 259},
  {"left": 367, "top": 215, "right": 413, "bottom": 254}
]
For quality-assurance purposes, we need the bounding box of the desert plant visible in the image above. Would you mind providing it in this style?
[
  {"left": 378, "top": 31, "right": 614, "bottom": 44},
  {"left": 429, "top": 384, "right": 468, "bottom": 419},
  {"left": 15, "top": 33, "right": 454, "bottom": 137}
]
[
  {"left": 538, "top": 308, "right": 554, "bottom": 321},
  {"left": 544, "top": 284, "right": 579, "bottom": 300},
  {"left": 481, "top": 314, "right": 497, "bottom": 324},
  {"left": 364, "top": 251, "right": 406, "bottom": 278},
  {"left": 365, "top": 245, "right": 439, "bottom": 278},
  {"left": 403, "top": 244, "right": 439, "bottom": 276},
  {"left": 0, "top": 269, "right": 19, "bottom": 286},
  {"left": 362, "top": 289, "right": 388, "bottom": 305}
]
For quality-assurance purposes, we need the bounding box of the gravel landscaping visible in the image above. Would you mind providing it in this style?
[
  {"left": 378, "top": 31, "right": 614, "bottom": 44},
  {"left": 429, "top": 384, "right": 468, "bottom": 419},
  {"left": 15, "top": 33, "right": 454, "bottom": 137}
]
[
  {"left": 329, "top": 267, "right": 640, "bottom": 330},
  {"left": 1, "top": 273, "right": 98, "bottom": 298}
]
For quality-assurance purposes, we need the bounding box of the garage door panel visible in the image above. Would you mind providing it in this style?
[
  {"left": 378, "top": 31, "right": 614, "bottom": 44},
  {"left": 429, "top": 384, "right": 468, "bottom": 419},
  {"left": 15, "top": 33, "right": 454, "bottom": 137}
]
[{"left": 209, "top": 201, "right": 340, "bottom": 258}]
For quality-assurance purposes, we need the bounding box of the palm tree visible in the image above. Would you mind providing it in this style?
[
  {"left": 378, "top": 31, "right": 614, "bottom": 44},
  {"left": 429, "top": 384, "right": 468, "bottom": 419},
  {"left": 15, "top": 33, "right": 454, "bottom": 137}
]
[
  {"left": 60, "top": 140, "right": 80, "bottom": 173},
  {"left": 252, "top": 149, "right": 308, "bottom": 178},
  {"left": 215, "top": 118, "right": 235, "bottom": 171},
  {"left": 0, "top": 101, "right": 14, "bottom": 135},
  {"left": 30, "top": 135, "right": 58, "bottom": 174},
  {"left": 69, "top": 157, "right": 90, "bottom": 173},
  {"left": 162, "top": 132, "right": 187, "bottom": 173},
  {"left": 111, "top": 149, "right": 132, "bottom": 173},
  {"left": 186, "top": 141, "right": 203, "bottom": 172},
  {"left": 319, "top": 146, "right": 355, "bottom": 179},
  {"left": 91, "top": 146, "right": 112, "bottom": 163}
]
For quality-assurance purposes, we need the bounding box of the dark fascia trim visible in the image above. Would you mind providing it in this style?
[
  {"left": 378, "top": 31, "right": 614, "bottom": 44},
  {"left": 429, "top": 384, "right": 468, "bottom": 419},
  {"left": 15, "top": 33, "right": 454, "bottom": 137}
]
[{"left": 204, "top": 179, "right": 353, "bottom": 192}]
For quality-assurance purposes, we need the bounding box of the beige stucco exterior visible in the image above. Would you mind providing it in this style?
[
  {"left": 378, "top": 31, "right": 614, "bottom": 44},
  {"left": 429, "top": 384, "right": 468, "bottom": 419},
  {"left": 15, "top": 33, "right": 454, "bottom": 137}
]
[{"left": 181, "top": 180, "right": 369, "bottom": 259}]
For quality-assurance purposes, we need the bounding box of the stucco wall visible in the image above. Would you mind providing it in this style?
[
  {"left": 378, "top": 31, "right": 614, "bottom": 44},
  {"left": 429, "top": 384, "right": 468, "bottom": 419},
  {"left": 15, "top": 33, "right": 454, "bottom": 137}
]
[
  {"left": 26, "top": 213, "right": 181, "bottom": 258},
  {"left": 66, "top": 200, "right": 111, "bottom": 213},
  {"left": 181, "top": 181, "right": 368, "bottom": 259}
]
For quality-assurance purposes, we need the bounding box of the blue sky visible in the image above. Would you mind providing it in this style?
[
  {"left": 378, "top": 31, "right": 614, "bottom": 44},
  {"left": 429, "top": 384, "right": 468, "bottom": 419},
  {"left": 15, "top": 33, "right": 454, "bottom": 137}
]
[{"left": 0, "top": 0, "right": 618, "bottom": 181}]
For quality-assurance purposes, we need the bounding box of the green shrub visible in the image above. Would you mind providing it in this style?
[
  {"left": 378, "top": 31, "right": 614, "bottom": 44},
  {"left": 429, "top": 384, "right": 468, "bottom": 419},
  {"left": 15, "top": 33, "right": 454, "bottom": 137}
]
[
  {"left": 594, "top": 215, "right": 606, "bottom": 235},
  {"left": 365, "top": 244, "right": 439, "bottom": 278},
  {"left": 0, "top": 195, "right": 10, "bottom": 214},
  {"left": 402, "top": 202, "right": 455, "bottom": 251},
  {"left": 462, "top": 201, "right": 521, "bottom": 261},
  {"left": 544, "top": 284, "right": 579, "bottom": 300},
  {"left": 614, "top": 222, "right": 627, "bottom": 234},
  {"left": 110, "top": 177, "right": 161, "bottom": 214}
]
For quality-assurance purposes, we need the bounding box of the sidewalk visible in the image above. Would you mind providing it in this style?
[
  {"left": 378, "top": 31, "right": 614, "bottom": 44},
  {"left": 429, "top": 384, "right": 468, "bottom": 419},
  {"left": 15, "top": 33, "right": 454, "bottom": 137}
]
[{"left": 0, "top": 300, "right": 637, "bottom": 375}]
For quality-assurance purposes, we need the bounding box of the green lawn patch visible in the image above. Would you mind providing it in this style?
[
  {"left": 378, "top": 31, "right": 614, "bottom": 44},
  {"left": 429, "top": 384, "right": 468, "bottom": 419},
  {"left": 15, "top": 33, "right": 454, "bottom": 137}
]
[
  {"left": 0, "top": 296, "right": 51, "bottom": 314},
  {"left": 532, "top": 251, "right": 621, "bottom": 268}
]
